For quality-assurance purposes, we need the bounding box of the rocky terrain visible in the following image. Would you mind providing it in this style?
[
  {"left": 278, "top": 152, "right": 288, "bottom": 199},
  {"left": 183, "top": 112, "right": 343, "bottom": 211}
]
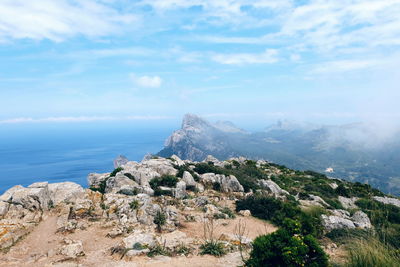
[
  {"left": 0, "top": 154, "right": 399, "bottom": 266},
  {"left": 158, "top": 114, "right": 400, "bottom": 195}
]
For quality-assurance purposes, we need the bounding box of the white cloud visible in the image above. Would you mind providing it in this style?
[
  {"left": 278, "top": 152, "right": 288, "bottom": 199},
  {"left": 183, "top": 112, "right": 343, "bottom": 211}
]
[
  {"left": 0, "top": 115, "right": 170, "bottom": 124},
  {"left": 0, "top": 0, "right": 137, "bottom": 42},
  {"left": 130, "top": 74, "right": 162, "bottom": 88},
  {"left": 311, "top": 59, "right": 381, "bottom": 74},
  {"left": 212, "top": 49, "right": 278, "bottom": 65}
]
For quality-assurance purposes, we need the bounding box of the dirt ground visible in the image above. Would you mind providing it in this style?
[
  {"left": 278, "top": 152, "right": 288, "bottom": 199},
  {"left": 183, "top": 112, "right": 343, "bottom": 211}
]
[{"left": 0, "top": 212, "right": 276, "bottom": 267}]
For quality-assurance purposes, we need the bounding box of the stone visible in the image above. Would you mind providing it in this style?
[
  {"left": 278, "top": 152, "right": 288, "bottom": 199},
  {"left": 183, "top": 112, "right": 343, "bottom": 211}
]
[
  {"left": 170, "top": 155, "right": 185, "bottom": 166},
  {"left": 195, "top": 183, "right": 205, "bottom": 193},
  {"left": 0, "top": 201, "right": 10, "bottom": 217},
  {"left": 338, "top": 196, "right": 359, "bottom": 209},
  {"left": 259, "top": 179, "right": 289, "bottom": 196},
  {"left": 220, "top": 175, "right": 244, "bottom": 192},
  {"left": 238, "top": 210, "right": 251, "bottom": 217},
  {"left": 182, "top": 171, "right": 196, "bottom": 187},
  {"left": 373, "top": 196, "right": 400, "bottom": 208},
  {"left": 11, "top": 185, "right": 51, "bottom": 211},
  {"left": 300, "top": 194, "right": 329, "bottom": 208},
  {"left": 204, "top": 155, "right": 219, "bottom": 164},
  {"left": 0, "top": 185, "right": 24, "bottom": 202},
  {"left": 87, "top": 173, "right": 110, "bottom": 188},
  {"left": 48, "top": 182, "right": 85, "bottom": 205},
  {"left": 123, "top": 232, "right": 156, "bottom": 249},
  {"left": 156, "top": 230, "right": 189, "bottom": 248},
  {"left": 28, "top": 182, "right": 49, "bottom": 188},
  {"left": 173, "top": 181, "right": 186, "bottom": 199},
  {"left": 194, "top": 196, "right": 209, "bottom": 206},
  {"left": 352, "top": 211, "right": 372, "bottom": 229},
  {"left": 321, "top": 214, "right": 355, "bottom": 231},
  {"left": 59, "top": 240, "right": 84, "bottom": 258},
  {"left": 105, "top": 173, "right": 138, "bottom": 194},
  {"left": 114, "top": 155, "right": 129, "bottom": 168}
]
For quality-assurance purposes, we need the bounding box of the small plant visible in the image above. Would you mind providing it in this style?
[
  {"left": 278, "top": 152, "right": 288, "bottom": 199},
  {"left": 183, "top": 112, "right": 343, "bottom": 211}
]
[
  {"left": 234, "top": 219, "right": 249, "bottom": 263},
  {"left": 221, "top": 207, "right": 236, "bottom": 219},
  {"left": 212, "top": 182, "right": 221, "bottom": 191},
  {"left": 147, "top": 243, "right": 171, "bottom": 257},
  {"left": 200, "top": 240, "right": 226, "bottom": 257},
  {"left": 110, "top": 167, "right": 123, "bottom": 177},
  {"left": 174, "top": 243, "right": 191, "bottom": 256},
  {"left": 129, "top": 200, "right": 140, "bottom": 210},
  {"left": 149, "top": 175, "right": 179, "bottom": 189},
  {"left": 154, "top": 210, "right": 166, "bottom": 233}
]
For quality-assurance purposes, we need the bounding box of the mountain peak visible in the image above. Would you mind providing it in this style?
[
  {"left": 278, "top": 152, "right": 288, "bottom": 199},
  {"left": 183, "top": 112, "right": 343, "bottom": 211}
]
[{"left": 181, "top": 113, "right": 210, "bottom": 129}]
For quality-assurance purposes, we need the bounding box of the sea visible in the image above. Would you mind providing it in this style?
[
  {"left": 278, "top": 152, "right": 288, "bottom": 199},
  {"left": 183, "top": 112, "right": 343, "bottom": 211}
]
[{"left": 0, "top": 121, "right": 177, "bottom": 194}]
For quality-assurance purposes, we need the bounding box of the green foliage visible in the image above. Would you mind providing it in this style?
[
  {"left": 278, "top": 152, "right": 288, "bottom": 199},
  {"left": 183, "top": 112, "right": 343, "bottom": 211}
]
[
  {"left": 89, "top": 177, "right": 109, "bottom": 194},
  {"left": 355, "top": 198, "right": 400, "bottom": 225},
  {"left": 194, "top": 162, "right": 227, "bottom": 175},
  {"left": 200, "top": 240, "right": 226, "bottom": 257},
  {"left": 236, "top": 196, "right": 324, "bottom": 237},
  {"left": 175, "top": 164, "right": 200, "bottom": 182},
  {"left": 154, "top": 210, "right": 166, "bottom": 232},
  {"left": 335, "top": 184, "right": 350, "bottom": 197},
  {"left": 212, "top": 182, "right": 221, "bottom": 191},
  {"left": 124, "top": 173, "right": 136, "bottom": 181},
  {"left": 220, "top": 207, "right": 236, "bottom": 219},
  {"left": 110, "top": 167, "right": 123, "bottom": 177},
  {"left": 174, "top": 243, "right": 191, "bottom": 256},
  {"left": 147, "top": 244, "right": 171, "bottom": 257},
  {"left": 326, "top": 228, "right": 371, "bottom": 245},
  {"left": 150, "top": 175, "right": 179, "bottom": 189},
  {"left": 129, "top": 200, "right": 140, "bottom": 210},
  {"left": 246, "top": 219, "right": 328, "bottom": 267}
]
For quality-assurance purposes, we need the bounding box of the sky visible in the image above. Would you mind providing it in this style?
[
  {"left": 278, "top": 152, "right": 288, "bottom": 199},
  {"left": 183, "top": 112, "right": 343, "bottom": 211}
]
[{"left": 1, "top": 0, "right": 400, "bottom": 127}]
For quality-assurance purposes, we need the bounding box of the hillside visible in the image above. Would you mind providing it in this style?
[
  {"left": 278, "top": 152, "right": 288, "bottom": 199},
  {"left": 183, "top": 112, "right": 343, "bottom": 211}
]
[
  {"left": 158, "top": 114, "right": 400, "bottom": 195},
  {"left": 1, "top": 155, "right": 399, "bottom": 266}
]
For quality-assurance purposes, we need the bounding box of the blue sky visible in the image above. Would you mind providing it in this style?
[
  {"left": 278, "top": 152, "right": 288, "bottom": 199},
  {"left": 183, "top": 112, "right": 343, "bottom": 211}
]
[{"left": 0, "top": 0, "right": 400, "bottom": 127}]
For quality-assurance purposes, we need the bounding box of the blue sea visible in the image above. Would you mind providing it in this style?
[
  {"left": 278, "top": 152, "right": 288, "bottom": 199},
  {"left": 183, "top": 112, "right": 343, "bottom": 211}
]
[{"left": 0, "top": 121, "right": 177, "bottom": 193}]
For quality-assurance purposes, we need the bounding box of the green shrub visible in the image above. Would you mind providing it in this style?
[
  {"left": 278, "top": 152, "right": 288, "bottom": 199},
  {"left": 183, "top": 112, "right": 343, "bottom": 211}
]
[
  {"left": 110, "top": 167, "right": 123, "bottom": 177},
  {"left": 200, "top": 240, "right": 226, "bottom": 257},
  {"left": 326, "top": 228, "right": 371, "bottom": 245},
  {"left": 194, "top": 163, "right": 227, "bottom": 175},
  {"left": 129, "top": 200, "right": 140, "bottom": 210},
  {"left": 154, "top": 210, "right": 166, "bottom": 233},
  {"left": 149, "top": 175, "right": 179, "bottom": 189},
  {"left": 246, "top": 219, "right": 328, "bottom": 267},
  {"left": 154, "top": 188, "right": 173, "bottom": 196},
  {"left": 212, "top": 182, "right": 221, "bottom": 191},
  {"left": 220, "top": 207, "right": 236, "bottom": 219},
  {"left": 147, "top": 244, "right": 171, "bottom": 257}
]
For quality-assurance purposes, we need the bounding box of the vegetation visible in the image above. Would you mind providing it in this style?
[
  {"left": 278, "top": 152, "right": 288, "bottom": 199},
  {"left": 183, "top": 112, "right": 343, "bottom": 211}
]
[
  {"left": 154, "top": 210, "right": 166, "bottom": 233},
  {"left": 200, "top": 241, "right": 226, "bottom": 257},
  {"left": 129, "top": 200, "right": 140, "bottom": 210},
  {"left": 150, "top": 175, "right": 179, "bottom": 189},
  {"left": 246, "top": 219, "right": 328, "bottom": 267}
]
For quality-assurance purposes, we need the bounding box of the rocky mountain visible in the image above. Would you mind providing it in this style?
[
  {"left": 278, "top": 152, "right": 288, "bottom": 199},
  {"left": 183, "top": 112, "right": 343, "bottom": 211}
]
[
  {"left": 1, "top": 155, "right": 399, "bottom": 266},
  {"left": 158, "top": 114, "right": 400, "bottom": 195}
]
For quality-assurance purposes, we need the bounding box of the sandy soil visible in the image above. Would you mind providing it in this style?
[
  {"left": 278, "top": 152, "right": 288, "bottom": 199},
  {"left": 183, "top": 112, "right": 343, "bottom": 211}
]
[{"left": 0, "top": 211, "right": 276, "bottom": 267}]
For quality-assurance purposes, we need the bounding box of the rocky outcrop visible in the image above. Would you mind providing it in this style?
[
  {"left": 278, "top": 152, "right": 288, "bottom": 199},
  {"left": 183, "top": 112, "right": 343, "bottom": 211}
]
[
  {"left": 200, "top": 173, "right": 244, "bottom": 193},
  {"left": 338, "top": 196, "right": 359, "bottom": 209},
  {"left": 258, "top": 179, "right": 289, "bottom": 197},
  {"left": 321, "top": 209, "right": 372, "bottom": 231},
  {"left": 373, "top": 196, "right": 400, "bottom": 208},
  {"left": 113, "top": 155, "right": 129, "bottom": 168}
]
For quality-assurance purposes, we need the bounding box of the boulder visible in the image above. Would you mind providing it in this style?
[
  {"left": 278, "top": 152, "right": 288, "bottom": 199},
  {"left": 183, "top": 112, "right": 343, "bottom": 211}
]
[
  {"left": 48, "top": 182, "right": 85, "bottom": 205},
  {"left": 170, "top": 155, "right": 185, "bottom": 166},
  {"left": 0, "top": 185, "right": 24, "bottom": 202},
  {"left": 182, "top": 171, "right": 196, "bottom": 187},
  {"left": 373, "top": 196, "right": 400, "bottom": 208},
  {"left": 105, "top": 173, "right": 138, "bottom": 194},
  {"left": 59, "top": 239, "right": 85, "bottom": 258},
  {"left": 173, "top": 181, "right": 186, "bottom": 199},
  {"left": 352, "top": 211, "right": 372, "bottom": 229},
  {"left": 10, "top": 185, "right": 51, "bottom": 211},
  {"left": 0, "top": 201, "right": 9, "bottom": 217},
  {"left": 87, "top": 173, "right": 110, "bottom": 188},
  {"left": 300, "top": 194, "right": 329, "bottom": 208},
  {"left": 113, "top": 155, "right": 129, "bottom": 168},
  {"left": 123, "top": 232, "right": 156, "bottom": 249},
  {"left": 238, "top": 210, "right": 251, "bottom": 217},
  {"left": 204, "top": 155, "right": 219, "bottom": 164},
  {"left": 259, "top": 179, "right": 289, "bottom": 197},
  {"left": 321, "top": 214, "right": 355, "bottom": 231},
  {"left": 338, "top": 196, "right": 359, "bottom": 209},
  {"left": 220, "top": 175, "right": 244, "bottom": 193}
]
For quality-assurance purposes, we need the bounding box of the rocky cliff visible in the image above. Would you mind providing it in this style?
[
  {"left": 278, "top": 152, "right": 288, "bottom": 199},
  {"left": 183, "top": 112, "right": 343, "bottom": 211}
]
[{"left": 0, "top": 155, "right": 399, "bottom": 266}]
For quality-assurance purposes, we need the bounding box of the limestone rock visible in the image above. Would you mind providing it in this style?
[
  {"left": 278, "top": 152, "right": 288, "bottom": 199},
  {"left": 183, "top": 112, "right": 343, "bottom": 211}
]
[
  {"left": 48, "top": 182, "right": 85, "bottom": 205},
  {"left": 259, "top": 179, "right": 289, "bottom": 197},
  {"left": 0, "top": 185, "right": 24, "bottom": 202},
  {"left": 59, "top": 239, "right": 84, "bottom": 258},
  {"left": 173, "top": 181, "right": 186, "bottom": 199},
  {"left": 220, "top": 175, "right": 244, "bottom": 192},
  {"left": 123, "top": 232, "right": 156, "bottom": 249},
  {"left": 238, "top": 210, "right": 251, "bottom": 217},
  {"left": 321, "top": 214, "right": 355, "bottom": 231},
  {"left": 170, "top": 155, "right": 185, "bottom": 166},
  {"left": 11, "top": 185, "right": 51, "bottom": 211},
  {"left": 338, "top": 196, "right": 359, "bottom": 209},
  {"left": 352, "top": 211, "right": 372, "bottom": 229},
  {"left": 373, "top": 196, "right": 400, "bottom": 208},
  {"left": 182, "top": 171, "right": 196, "bottom": 187},
  {"left": 87, "top": 173, "right": 110, "bottom": 188},
  {"left": 105, "top": 173, "right": 138, "bottom": 194},
  {"left": 114, "top": 155, "right": 129, "bottom": 168}
]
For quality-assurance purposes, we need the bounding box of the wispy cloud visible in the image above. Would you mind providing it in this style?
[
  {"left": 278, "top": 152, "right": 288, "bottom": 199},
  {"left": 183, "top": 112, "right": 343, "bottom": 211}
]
[
  {"left": 0, "top": 115, "right": 171, "bottom": 124},
  {"left": 212, "top": 49, "right": 278, "bottom": 65},
  {"left": 130, "top": 74, "right": 163, "bottom": 88},
  {"left": 0, "top": 0, "right": 137, "bottom": 42}
]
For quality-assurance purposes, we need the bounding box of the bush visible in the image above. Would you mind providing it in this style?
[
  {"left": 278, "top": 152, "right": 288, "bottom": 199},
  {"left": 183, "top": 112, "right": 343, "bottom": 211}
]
[
  {"left": 149, "top": 175, "right": 179, "bottom": 189},
  {"left": 246, "top": 219, "right": 328, "bottom": 267},
  {"left": 147, "top": 244, "right": 171, "bottom": 257},
  {"left": 110, "top": 167, "right": 123, "bottom": 177},
  {"left": 200, "top": 240, "right": 226, "bottom": 257},
  {"left": 194, "top": 163, "right": 227, "bottom": 175},
  {"left": 129, "top": 200, "right": 140, "bottom": 210},
  {"left": 220, "top": 207, "right": 236, "bottom": 219},
  {"left": 154, "top": 210, "right": 166, "bottom": 233}
]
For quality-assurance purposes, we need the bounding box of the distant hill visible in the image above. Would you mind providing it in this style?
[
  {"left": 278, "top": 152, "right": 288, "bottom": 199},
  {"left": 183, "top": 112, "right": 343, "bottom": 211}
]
[{"left": 158, "top": 114, "right": 400, "bottom": 195}]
